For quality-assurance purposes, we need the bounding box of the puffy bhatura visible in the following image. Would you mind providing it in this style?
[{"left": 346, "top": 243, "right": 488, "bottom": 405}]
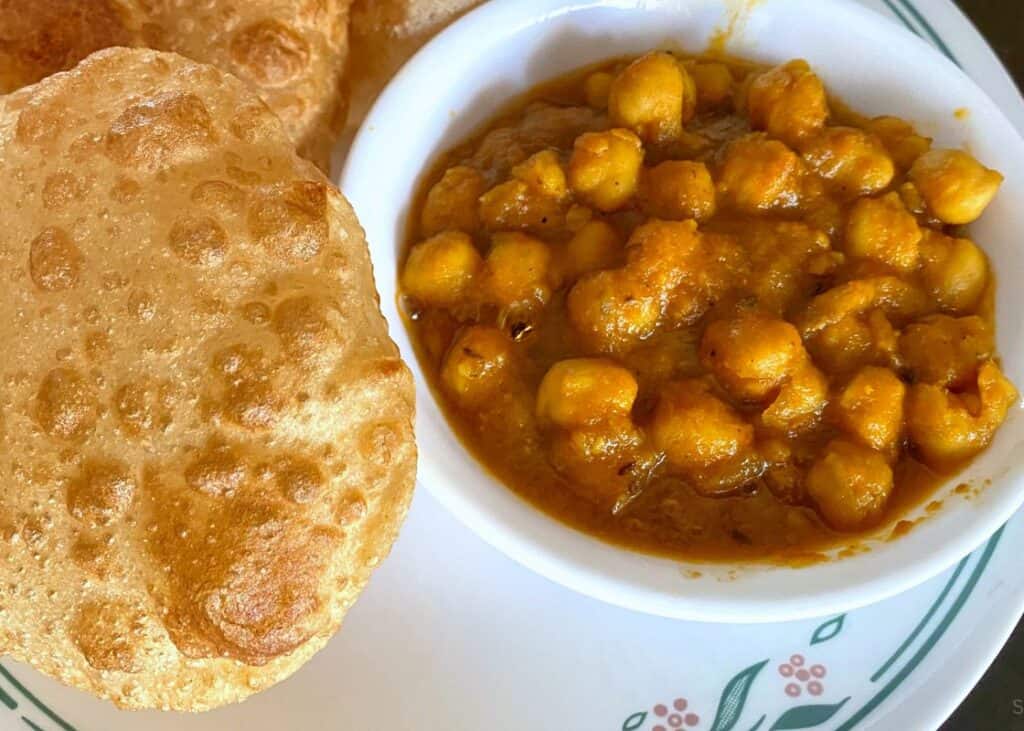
[
  {"left": 344, "top": 0, "right": 482, "bottom": 143},
  {"left": 0, "top": 0, "right": 351, "bottom": 170},
  {"left": 0, "top": 48, "right": 415, "bottom": 711}
]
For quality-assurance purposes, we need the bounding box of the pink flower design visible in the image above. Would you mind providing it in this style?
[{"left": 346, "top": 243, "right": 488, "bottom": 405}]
[
  {"left": 651, "top": 697, "right": 700, "bottom": 728},
  {"left": 778, "top": 654, "right": 828, "bottom": 698}
]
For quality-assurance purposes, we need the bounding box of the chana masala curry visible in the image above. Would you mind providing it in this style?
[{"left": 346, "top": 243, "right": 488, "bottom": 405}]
[{"left": 399, "top": 50, "right": 1018, "bottom": 561}]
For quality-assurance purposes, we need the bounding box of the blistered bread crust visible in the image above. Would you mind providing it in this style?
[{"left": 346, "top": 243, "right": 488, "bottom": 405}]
[
  {"left": 0, "top": 0, "right": 351, "bottom": 170},
  {"left": 0, "top": 48, "right": 415, "bottom": 711},
  {"left": 344, "top": 0, "right": 481, "bottom": 144}
]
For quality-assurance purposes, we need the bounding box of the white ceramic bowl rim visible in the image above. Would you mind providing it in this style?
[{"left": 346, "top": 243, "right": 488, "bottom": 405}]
[{"left": 342, "top": 0, "right": 1024, "bottom": 622}]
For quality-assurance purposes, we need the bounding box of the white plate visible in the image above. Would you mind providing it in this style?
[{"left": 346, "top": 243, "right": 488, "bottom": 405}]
[{"left": 2, "top": 0, "right": 1022, "bottom": 729}]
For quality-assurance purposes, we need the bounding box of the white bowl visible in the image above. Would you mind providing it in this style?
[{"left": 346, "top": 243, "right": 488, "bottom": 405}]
[{"left": 341, "top": 0, "right": 1024, "bottom": 622}]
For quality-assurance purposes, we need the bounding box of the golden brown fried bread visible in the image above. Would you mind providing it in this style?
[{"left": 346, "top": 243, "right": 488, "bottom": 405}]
[
  {"left": 0, "top": 0, "right": 136, "bottom": 90},
  {"left": 345, "top": 0, "right": 481, "bottom": 142},
  {"left": 0, "top": 0, "right": 350, "bottom": 170},
  {"left": 0, "top": 48, "right": 415, "bottom": 710}
]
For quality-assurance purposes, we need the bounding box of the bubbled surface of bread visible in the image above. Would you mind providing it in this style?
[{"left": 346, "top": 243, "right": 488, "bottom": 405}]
[
  {"left": 0, "top": 48, "right": 415, "bottom": 710},
  {"left": 344, "top": 0, "right": 481, "bottom": 145},
  {"left": 0, "top": 0, "right": 351, "bottom": 171}
]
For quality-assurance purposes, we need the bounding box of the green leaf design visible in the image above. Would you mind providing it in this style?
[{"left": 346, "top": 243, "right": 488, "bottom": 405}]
[
  {"left": 809, "top": 614, "right": 845, "bottom": 645},
  {"left": 748, "top": 715, "right": 767, "bottom": 731},
  {"left": 769, "top": 697, "right": 851, "bottom": 730},
  {"left": 709, "top": 659, "right": 769, "bottom": 731},
  {"left": 622, "top": 711, "right": 647, "bottom": 730}
]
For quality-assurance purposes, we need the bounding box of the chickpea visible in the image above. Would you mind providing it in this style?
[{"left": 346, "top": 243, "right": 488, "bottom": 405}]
[
  {"left": 564, "top": 220, "right": 622, "bottom": 279},
  {"left": 584, "top": 71, "right": 614, "bottom": 109},
  {"left": 479, "top": 179, "right": 526, "bottom": 227},
  {"left": 762, "top": 360, "right": 829, "bottom": 434},
  {"left": 479, "top": 179, "right": 564, "bottom": 232},
  {"left": 763, "top": 452, "right": 805, "bottom": 505},
  {"left": 662, "top": 230, "right": 746, "bottom": 327},
  {"left": 866, "top": 309, "right": 900, "bottom": 365},
  {"left": 565, "top": 204, "right": 594, "bottom": 232},
  {"left": 691, "top": 450, "right": 772, "bottom": 497},
  {"left": 608, "top": 51, "right": 695, "bottom": 143},
  {"left": 805, "top": 249, "right": 844, "bottom": 277},
  {"left": 441, "top": 326, "right": 514, "bottom": 407},
  {"left": 639, "top": 160, "right": 716, "bottom": 221},
  {"left": 618, "top": 331, "right": 698, "bottom": 388},
  {"left": 806, "top": 439, "right": 893, "bottom": 531},
  {"left": 835, "top": 366, "right": 906, "bottom": 454},
  {"left": 420, "top": 165, "right": 485, "bottom": 236},
  {"left": 401, "top": 231, "right": 483, "bottom": 306},
  {"left": 690, "top": 61, "right": 733, "bottom": 110},
  {"left": 548, "top": 416, "right": 648, "bottom": 507},
  {"left": 919, "top": 230, "right": 988, "bottom": 314},
  {"left": 511, "top": 149, "right": 569, "bottom": 200},
  {"left": 700, "top": 314, "right": 804, "bottom": 401},
  {"left": 717, "top": 133, "right": 805, "bottom": 213},
  {"left": 807, "top": 310, "right": 896, "bottom": 376},
  {"left": 800, "top": 276, "right": 927, "bottom": 337},
  {"left": 484, "top": 232, "right": 554, "bottom": 307},
  {"left": 873, "top": 276, "right": 930, "bottom": 319},
  {"left": 567, "top": 269, "right": 660, "bottom": 353},
  {"left": 738, "top": 220, "right": 830, "bottom": 314},
  {"left": 907, "top": 360, "right": 1017, "bottom": 464},
  {"left": 898, "top": 181, "right": 926, "bottom": 215},
  {"left": 536, "top": 358, "right": 638, "bottom": 429},
  {"left": 744, "top": 59, "right": 829, "bottom": 145},
  {"left": 799, "top": 280, "right": 874, "bottom": 337},
  {"left": 899, "top": 314, "right": 993, "bottom": 388},
  {"left": 909, "top": 148, "right": 1003, "bottom": 224},
  {"left": 866, "top": 115, "right": 932, "bottom": 170},
  {"left": 568, "top": 128, "right": 644, "bottom": 212},
  {"left": 650, "top": 379, "right": 755, "bottom": 473},
  {"left": 803, "top": 199, "right": 846, "bottom": 240},
  {"left": 800, "top": 126, "right": 894, "bottom": 196},
  {"left": 845, "top": 192, "right": 922, "bottom": 271},
  {"left": 624, "top": 218, "right": 702, "bottom": 293}
]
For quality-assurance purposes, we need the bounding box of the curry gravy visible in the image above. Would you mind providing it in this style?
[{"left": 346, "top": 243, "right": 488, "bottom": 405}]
[{"left": 399, "top": 52, "right": 1013, "bottom": 562}]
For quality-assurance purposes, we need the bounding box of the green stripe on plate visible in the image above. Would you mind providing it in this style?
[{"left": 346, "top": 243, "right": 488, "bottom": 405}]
[
  {"left": 881, "top": 0, "right": 920, "bottom": 41},
  {"left": 897, "top": 0, "right": 961, "bottom": 66},
  {"left": 836, "top": 527, "right": 1004, "bottom": 730},
  {"left": 0, "top": 666, "right": 75, "bottom": 731},
  {"left": 884, "top": 0, "right": 961, "bottom": 68},
  {"left": 871, "top": 556, "right": 969, "bottom": 682}
]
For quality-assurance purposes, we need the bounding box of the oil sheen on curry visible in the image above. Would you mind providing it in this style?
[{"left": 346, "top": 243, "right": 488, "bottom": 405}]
[{"left": 399, "top": 50, "right": 1018, "bottom": 561}]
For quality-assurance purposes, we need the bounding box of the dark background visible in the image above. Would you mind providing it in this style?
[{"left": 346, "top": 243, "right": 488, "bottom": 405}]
[
  {"left": 942, "top": 4, "right": 1022, "bottom": 729},
  {"left": 956, "top": 0, "right": 1024, "bottom": 90}
]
